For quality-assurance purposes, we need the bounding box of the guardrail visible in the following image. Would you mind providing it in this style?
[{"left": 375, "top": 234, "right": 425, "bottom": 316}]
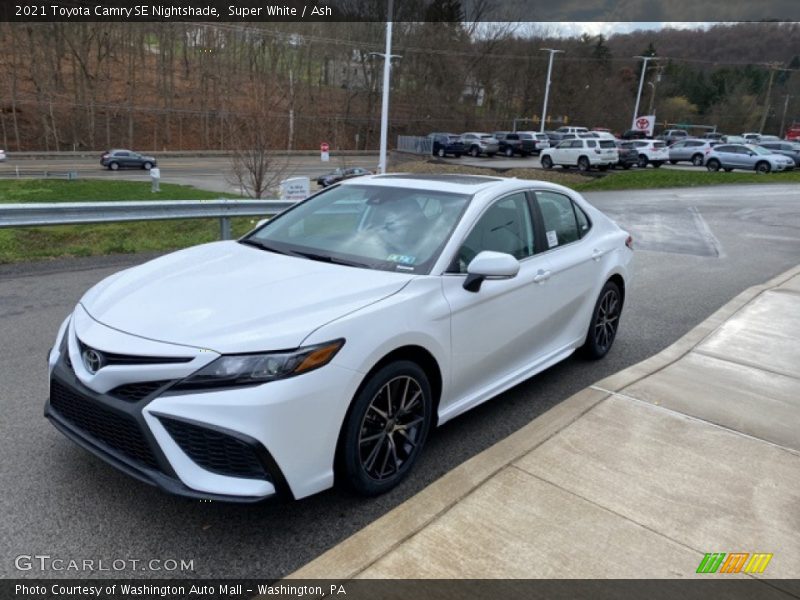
[
  {"left": 396, "top": 136, "right": 433, "bottom": 155},
  {"left": 0, "top": 199, "right": 294, "bottom": 240}
]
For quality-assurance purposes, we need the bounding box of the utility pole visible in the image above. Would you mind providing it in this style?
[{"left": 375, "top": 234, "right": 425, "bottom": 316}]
[
  {"left": 632, "top": 55, "right": 656, "bottom": 129},
  {"left": 758, "top": 63, "right": 779, "bottom": 134},
  {"left": 779, "top": 94, "right": 792, "bottom": 138},
  {"left": 539, "top": 48, "right": 564, "bottom": 133},
  {"left": 373, "top": 0, "right": 400, "bottom": 175}
]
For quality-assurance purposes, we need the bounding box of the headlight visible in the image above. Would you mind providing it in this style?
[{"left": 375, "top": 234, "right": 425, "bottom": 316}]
[{"left": 172, "top": 339, "right": 345, "bottom": 390}]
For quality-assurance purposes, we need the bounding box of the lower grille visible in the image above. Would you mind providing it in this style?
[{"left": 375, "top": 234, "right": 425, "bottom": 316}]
[
  {"left": 49, "top": 379, "right": 160, "bottom": 471},
  {"left": 110, "top": 380, "right": 172, "bottom": 402},
  {"left": 159, "top": 417, "right": 268, "bottom": 480}
]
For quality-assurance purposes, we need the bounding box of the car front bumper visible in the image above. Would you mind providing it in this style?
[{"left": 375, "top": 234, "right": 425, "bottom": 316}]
[{"left": 45, "top": 312, "right": 363, "bottom": 502}]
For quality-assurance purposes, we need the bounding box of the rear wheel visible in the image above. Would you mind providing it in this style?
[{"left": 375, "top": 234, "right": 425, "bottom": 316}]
[
  {"left": 470, "top": 146, "right": 480, "bottom": 158},
  {"left": 577, "top": 156, "right": 590, "bottom": 172},
  {"left": 755, "top": 161, "right": 771, "bottom": 174},
  {"left": 691, "top": 154, "right": 704, "bottom": 166},
  {"left": 340, "top": 361, "right": 433, "bottom": 496},
  {"left": 540, "top": 155, "right": 553, "bottom": 169},
  {"left": 581, "top": 281, "right": 623, "bottom": 360},
  {"left": 638, "top": 154, "right": 649, "bottom": 168},
  {"left": 706, "top": 159, "right": 721, "bottom": 172},
  {"left": 505, "top": 147, "right": 514, "bottom": 157}
]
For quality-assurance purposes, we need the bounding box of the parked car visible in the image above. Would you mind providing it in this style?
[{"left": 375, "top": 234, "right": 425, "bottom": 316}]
[
  {"left": 461, "top": 133, "right": 499, "bottom": 157},
  {"left": 100, "top": 149, "right": 157, "bottom": 170},
  {"left": 583, "top": 131, "right": 617, "bottom": 140},
  {"left": 555, "top": 126, "right": 589, "bottom": 135},
  {"left": 516, "top": 132, "right": 550, "bottom": 155},
  {"left": 629, "top": 140, "right": 669, "bottom": 168},
  {"left": 668, "top": 139, "right": 717, "bottom": 166},
  {"left": 316, "top": 167, "right": 372, "bottom": 187},
  {"left": 0, "top": 149, "right": 6, "bottom": 162},
  {"left": 45, "top": 174, "right": 633, "bottom": 500},
  {"left": 429, "top": 133, "right": 465, "bottom": 158},
  {"left": 721, "top": 135, "right": 746, "bottom": 144},
  {"left": 786, "top": 123, "right": 800, "bottom": 141},
  {"left": 757, "top": 141, "right": 800, "bottom": 167},
  {"left": 614, "top": 141, "right": 639, "bottom": 169},
  {"left": 702, "top": 132, "right": 724, "bottom": 141},
  {"left": 741, "top": 132, "right": 762, "bottom": 143},
  {"left": 540, "top": 138, "right": 618, "bottom": 171},
  {"left": 621, "top": 129, "right": 648, "bottom": 140},
  {"left": 493, "top": 132, "right": 526, "bottom": 157},
  {"left": 705, "top": 144, "right": 795, "bottom": 173},
  {"left": 758, "top": 135, "right": 781, "bottom": 142},
  {"left": 657, "top": 129, "right": 690, "bottom": 145}
]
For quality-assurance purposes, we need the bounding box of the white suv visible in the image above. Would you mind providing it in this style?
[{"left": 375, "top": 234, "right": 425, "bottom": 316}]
[
  {"left": 540, "top": 138, "right": 618, "bottom": 171},
  {"left": 629, "top": 140, "right": 669, "bottom": 168}
]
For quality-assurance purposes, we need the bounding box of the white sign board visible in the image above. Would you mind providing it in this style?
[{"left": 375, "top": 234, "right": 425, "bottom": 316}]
[
  {"left": 633, "top": 115, "right": 655, "bottom": 137},
  {"left": 321, "top": 151, "right": 330, "bottom": 162},
  {"left": 280, "top": 177, "right": 310, "bottom": 202}
]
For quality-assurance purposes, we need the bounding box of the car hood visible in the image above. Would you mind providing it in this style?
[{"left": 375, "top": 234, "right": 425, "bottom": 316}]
[{"left": 80, "top": 241, "right": 413, "bottom": 353}]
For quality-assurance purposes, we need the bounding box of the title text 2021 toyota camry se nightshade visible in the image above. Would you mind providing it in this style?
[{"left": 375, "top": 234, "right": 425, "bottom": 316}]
[{"left": 46, "top": 175, "right": 633, "bottom": 502}]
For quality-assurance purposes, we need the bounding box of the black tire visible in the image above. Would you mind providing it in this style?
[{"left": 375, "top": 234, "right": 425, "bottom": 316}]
[
  {"left": 505, "top": 147, "right": 514, "bottom": 157},
  {"left": 339, "top": 361, "right": 433, "bottom": 496},
  {"left": 437, "top": 148, "right": 446, "bottom": 158},
  {"left": 755, "top": 161, "right": 771, "bottom": 174},
  {"left": 706, "top": 159, "right": 721, "bottom": 172},
  {"left": 470, "top": 146, "right": 480, "bottom": 158},
  {"left": 577, "top": 156, "right": 590, "bottom": 172},
  {"left": 540, "top": 155, "right": 553, "bottom": 169},
  {"left": 638, "top": 154, "right": 649, "bottom": 168},
  {"left": 691, "top": 154, "right": 704, "bottom": 167},
  {"left": 669, "top": 159, "right": 678, "bottom": 165},
  {"left": 142, "top": 161, "right": 153, "bottom": 170},
  {"left": 108, "top": 162, "right": 119, "bottom": 171},
  {"left": 581, "top": 280, "right": 623, "bottom": 360},
  {"left": 652, "top": 161, "right": 662, "bottom": 169}
]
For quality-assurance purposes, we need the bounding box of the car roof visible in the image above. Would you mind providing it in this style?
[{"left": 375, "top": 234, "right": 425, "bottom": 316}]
[{"left": 343, "top": 174, "right": 579, "bottom": 198}]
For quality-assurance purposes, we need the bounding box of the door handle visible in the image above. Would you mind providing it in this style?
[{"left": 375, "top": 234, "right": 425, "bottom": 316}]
[
  {"left": 591, "top": 249, "right": 605, "bottom": 261},
  {"left": 533, "top": 269, "right": 551, "bottom": 284}
]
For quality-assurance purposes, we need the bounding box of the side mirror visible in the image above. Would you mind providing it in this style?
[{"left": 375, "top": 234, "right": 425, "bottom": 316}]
[{"left": 463, "top": 251, "right": 520, "bottom": 292}]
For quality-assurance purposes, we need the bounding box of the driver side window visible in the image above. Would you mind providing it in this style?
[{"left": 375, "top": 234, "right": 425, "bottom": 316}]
[{"left": 451, "top": 193, "right": 534, "bottom": 273}]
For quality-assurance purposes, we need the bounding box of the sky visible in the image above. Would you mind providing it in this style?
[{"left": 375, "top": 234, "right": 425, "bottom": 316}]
[{"left": 547, "top": 22, "right": 713, "bottom": 38}]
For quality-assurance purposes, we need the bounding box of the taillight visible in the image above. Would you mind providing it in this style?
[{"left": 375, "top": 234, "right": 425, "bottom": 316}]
[{"left": 625, "top": 235, "right": 634, "bottom": 250}]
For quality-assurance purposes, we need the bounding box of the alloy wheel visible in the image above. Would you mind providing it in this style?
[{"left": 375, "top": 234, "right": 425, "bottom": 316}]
[
  {"left": 358, "top": 375, "right": 426, "bottom": 482},
  {"left": 593, "top": 288, "right": 620, "bottom": 352}
]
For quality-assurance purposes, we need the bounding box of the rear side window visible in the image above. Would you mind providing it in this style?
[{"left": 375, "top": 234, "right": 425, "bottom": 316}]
[
  {"left": 586, "top": 140, "right": 597, "bottom": 148},
  {"left": 653, "top": 142, "right": 666, "bottom": 149},
  {"left": 536, "top": 191, "right": 588, "bottom": 248},
  {"left": 599, "top": 140, "right": 615, "bottom": 148}
]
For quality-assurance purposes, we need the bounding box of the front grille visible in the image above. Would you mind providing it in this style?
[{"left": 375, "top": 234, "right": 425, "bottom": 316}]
[
  {"left": 159, "top": 417, "right": 268, "bottom": 480},
  {"left": 49, "top": 379, "right": 160, "bottom": 471},
  {"left": 77, "top": 338, "right": 193, "bottom": 366},
  {"left": 110, "top": 380, "right": 173, "bottom": 402}
]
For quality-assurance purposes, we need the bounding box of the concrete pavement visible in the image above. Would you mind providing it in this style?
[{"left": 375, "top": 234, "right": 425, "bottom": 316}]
[{"left": 290, "top": 265, "right": 800, "bottom": 581}]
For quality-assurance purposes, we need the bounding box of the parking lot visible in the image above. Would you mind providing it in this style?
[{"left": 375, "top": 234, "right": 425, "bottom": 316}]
[{"left": 2, "top": 183, "right": 799, "bottom": 579}]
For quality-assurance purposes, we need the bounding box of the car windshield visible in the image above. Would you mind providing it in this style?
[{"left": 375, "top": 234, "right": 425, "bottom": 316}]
[{"left": 242, "top": 184, "right": 471, "bottom": 274}]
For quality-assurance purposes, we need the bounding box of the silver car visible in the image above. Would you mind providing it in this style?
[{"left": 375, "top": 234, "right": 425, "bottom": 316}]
[
  {"left": 668, "top": 139, "right": 717, "bottom": 166},
  {"left": 461, "top": 132, "right": 500, "bottom": 158},
  {"left": 705, "top": 144, "right": 795, "bottom": 173},
  {"left": 758, "top": 141, "right": 800, "bottom": 167}
]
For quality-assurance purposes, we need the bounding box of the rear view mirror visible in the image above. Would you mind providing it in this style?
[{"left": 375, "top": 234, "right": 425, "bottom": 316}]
[{"left": 463, "top": 251, "right": 520, "bottom": 292}]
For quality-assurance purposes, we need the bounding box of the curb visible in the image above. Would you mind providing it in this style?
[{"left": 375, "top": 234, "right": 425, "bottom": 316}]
[{"left": 287, "top": 263, "right": 800, "bottom": 580}]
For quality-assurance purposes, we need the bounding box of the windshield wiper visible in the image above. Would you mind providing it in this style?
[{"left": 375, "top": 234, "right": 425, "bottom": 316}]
[
  {"left": 290, "top": 250, "right": 372, "bottom": 269},
  {"left": 239, "top": 239, "right": 292, "bottom": 255}
]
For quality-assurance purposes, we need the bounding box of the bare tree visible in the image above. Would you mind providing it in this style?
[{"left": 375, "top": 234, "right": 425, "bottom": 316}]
[{"left": 228, "top": 114, "right": 290, "bottom": 198}]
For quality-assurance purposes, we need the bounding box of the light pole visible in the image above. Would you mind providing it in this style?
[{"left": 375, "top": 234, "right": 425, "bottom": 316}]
[
  {"left": 632, "top": 55, "right": 656, "bottom": 129},
  {"left": 373, "top": 0, "right": 400, "bottom": 175},
  {"left": 539, "top": 48, "right": 564, "bottom": 133},
  {"left": 779, "top": 94, "right": 792, "bottom": 138},
  {"left": 647, "top": 81, "right": 656, "bottom": 115}
]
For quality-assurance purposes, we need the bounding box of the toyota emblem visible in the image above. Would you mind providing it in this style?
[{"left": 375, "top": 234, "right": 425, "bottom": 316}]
[{"left": 82, "top": 348, "right": 103, "bottom": 374}]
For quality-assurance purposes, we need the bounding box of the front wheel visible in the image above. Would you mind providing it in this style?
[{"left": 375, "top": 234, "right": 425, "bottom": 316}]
[
  {"left": 108, "top": 162, "right": 119, "bottom": 171},
  {"left": 540, "top": 155, "right": 553, "bottom": 169},
  {"left": 638, "top": 154, "right": 649, "bottom": 168},
  {"left": 142, "top": 161, "right": 153, "bottom": 170},
  {"left": 437, "top": 148, "right": 446, "bottom": 158},
  {"left": 505, "top": 147, "right": 514, "bottom": 157},
  {"left": 755, "top": 161, "right": 771, "bottom": 174},
  {"left": 581, "top": 280, "right": 623, "bottom": 360},
  {"left": 470, "top": 146, "right": 480, "bottom": 158},
  {"left": 339, "top": 361, "right": 433, "bottom": 496}
]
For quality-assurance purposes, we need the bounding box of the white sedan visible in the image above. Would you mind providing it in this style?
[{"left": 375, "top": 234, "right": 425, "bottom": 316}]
[{"left": 46, "top": 175, "right": 633, "bottom": 501}]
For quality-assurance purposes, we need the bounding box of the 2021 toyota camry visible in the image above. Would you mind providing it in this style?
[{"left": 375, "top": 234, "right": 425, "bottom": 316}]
[{"left": 46, "top": 174, "right": 633, "bottom": 502}]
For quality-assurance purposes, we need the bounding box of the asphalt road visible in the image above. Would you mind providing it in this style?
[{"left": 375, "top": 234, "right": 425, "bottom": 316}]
[{"left": 1, "top": 184, "right": 799, "bottom": 579}]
